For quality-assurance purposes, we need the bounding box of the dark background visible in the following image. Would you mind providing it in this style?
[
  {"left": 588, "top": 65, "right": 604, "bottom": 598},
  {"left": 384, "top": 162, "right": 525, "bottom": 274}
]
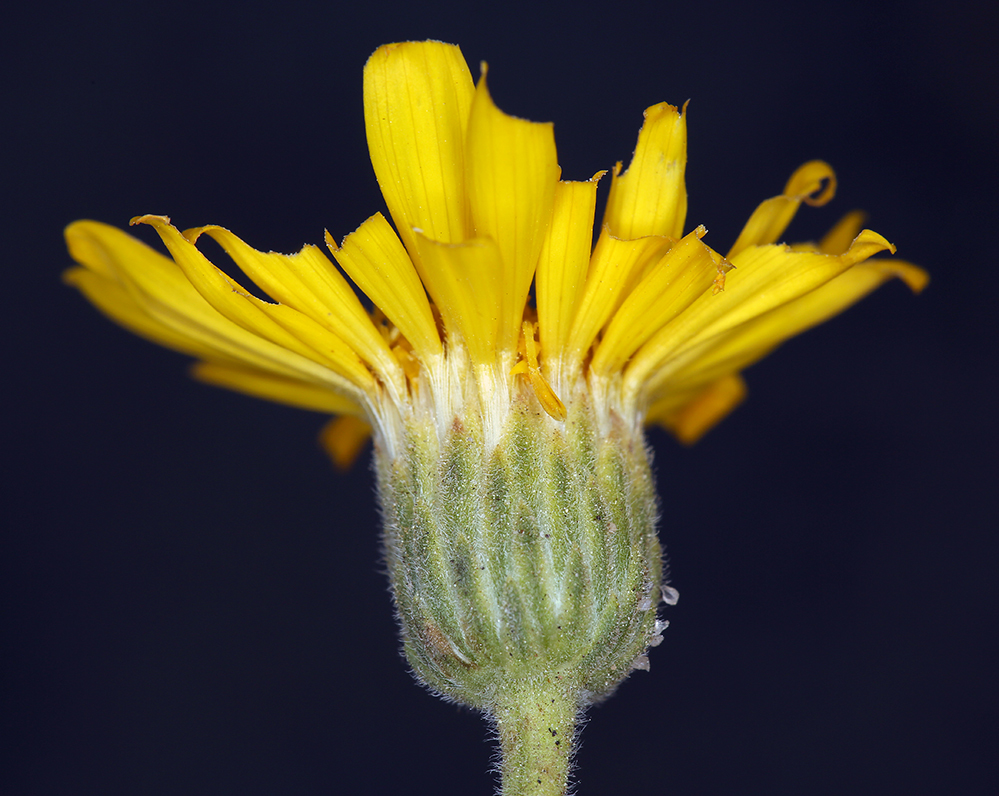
[{"left": 5, "top": 1, "right": 997, "bottom": 793}]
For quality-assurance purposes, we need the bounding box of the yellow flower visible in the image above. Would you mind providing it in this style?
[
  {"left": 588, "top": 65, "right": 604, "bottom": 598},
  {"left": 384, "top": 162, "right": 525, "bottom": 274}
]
[
  {"left": 65, "top": 39, "right": 925, "bottom": 462},
  {"left": 64, "top": 41, "right": 929, "bottom": 796}
]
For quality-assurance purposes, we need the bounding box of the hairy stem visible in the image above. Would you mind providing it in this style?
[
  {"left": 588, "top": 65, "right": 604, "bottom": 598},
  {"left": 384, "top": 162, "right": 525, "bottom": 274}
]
[{"left": 492, "top": 676, "right": 580, "bottom": 796}]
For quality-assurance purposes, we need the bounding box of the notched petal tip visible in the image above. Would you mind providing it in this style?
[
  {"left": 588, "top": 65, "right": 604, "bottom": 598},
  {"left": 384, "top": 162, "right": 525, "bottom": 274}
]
[
  {"left": 366, "top": 39, "right": 461, "bottom": 65},
  {"left": 643, "top": 100, "right": 684, "bottom": 122},
  {"left": 603, "top": 101, "right": 688, "bottom": 240}
]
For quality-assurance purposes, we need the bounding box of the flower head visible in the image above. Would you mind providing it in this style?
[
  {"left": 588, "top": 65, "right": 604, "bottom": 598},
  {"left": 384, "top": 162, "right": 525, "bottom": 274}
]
[
  {"left": 64, "top": 41, "right": 927, "bottom": 794},
  {"left": 64, "top": 40, "right": 925, "bottom": 467}
]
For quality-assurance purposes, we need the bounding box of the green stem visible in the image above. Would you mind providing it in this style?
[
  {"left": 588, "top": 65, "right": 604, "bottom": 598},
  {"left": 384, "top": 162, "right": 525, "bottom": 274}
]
[{"left": 492, "top": 676, "right": 580, "bottom": 796}]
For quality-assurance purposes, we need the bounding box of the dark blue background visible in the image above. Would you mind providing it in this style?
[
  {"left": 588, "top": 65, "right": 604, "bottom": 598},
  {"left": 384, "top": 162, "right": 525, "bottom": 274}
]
[{"left": 5, "top": 1, "right": 996, "bottom": 793}]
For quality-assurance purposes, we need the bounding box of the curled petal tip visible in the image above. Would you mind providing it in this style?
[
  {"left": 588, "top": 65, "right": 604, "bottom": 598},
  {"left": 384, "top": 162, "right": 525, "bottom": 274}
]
[
  {"left": 785, "top": 161, "right": 837, "bottom": 207},
  {"left": 182, "top": 224, "right": 220, "bottom": 244}
]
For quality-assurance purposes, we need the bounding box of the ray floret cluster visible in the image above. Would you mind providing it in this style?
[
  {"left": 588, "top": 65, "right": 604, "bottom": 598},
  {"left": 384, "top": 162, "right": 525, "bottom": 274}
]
[{"left": 64, "top": 41, "right": 925, "bottom": 467}]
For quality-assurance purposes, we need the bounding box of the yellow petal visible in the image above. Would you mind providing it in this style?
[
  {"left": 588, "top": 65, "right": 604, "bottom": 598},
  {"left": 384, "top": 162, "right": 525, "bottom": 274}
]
[
  {"left": 192, "top": 361, "right": 365, "bottom": 415},
  {"left": 603, "top": 102, "right": 687, "bottom": 240},
  {"left": 328, "top": 213, "right": 442, "bottom": 362},
  {"left": 65, "top": 220, "right": 359, "bottom": 394},
  {"left": 565, "top": 227, "right": 673, "bottom": 365},
  {"left": 694, "top": 256, "right": 929, "bottom": 380},
  {"left": 591, "top": 227, "right": 727, "bottom": 377},
  {"left": 64, "top": 265, "right": 221, "bottom": 362},
  {"left": 133, "top": 215, "right": 376, "bottom": 392},
  {"left": 864, "top": 257, "right": 929, "bottom": 294},
  {"left": 465, "top": 66, "right": 559, "bottom": 351},
  {"left": 648, "top": 373, "right": 747, "bottom": 444},
  {"left": 363, "top": 41, "right": 474, "bottom": 256},
  {"left": 643, "top": 251, "right": 925, "bottom": 412},
  {"left": 186, "top": 224, "right": 402, "bottom": 387},
  {"left": 65, "top": 219, "right": 131, "bottom": 281},
  {"left": 727, "top": 161, "right": 837, "bottom": 259},
  {"left": 535, "top": 176, "right": 602, "bottom": 365},
  {"left": 627, "top": 229, "right": 896, "bottom": 395},
  {"left": 413, "top": 232, "right": 503, "bottom": 366},
  {"left": 319, "top": 415, "right": 373, "bottom": 471}
]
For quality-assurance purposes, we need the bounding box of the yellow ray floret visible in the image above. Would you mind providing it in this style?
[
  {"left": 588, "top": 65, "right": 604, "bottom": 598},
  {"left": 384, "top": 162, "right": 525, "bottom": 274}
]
[
  {"left": 604, "top": 102, "right": 688, "bottom": 241},
  {"left": 192, "top": 361, "right": 365, "bottom": 416},
  {"left": 132, "top": 215, "right": 378, "bottom": 394},
  {"left": 649, "top": 374, "right": 748, "bottom": 445},
  {"left": 627, "top": 228, "right": 898, "bottom": 401},
  {"left": 565, "top": 228, "right": 674, "bottom": 367},
  {"left": 185, "top": 223, "right": 403, "bottom": 391},
  {"left": 465, "top": 66, "right": 559, "bottom": 353},
  {"left": 64, "top": 220, "right": 365, "bottom": 399},
  {"left": 591, "top": 226, "right": 730, "bottom": 377},
  {"left": 363, "top": 41, "right": 474, "bottom": 252},
  {"left": 535, "top": 176, "right": 602, "bottom": 362},
  {"left": 327, "top": 214, "right": 441, "bottom": 363},
  {"left": 414, "top": 233, "right": 504, "bottom": 366}
]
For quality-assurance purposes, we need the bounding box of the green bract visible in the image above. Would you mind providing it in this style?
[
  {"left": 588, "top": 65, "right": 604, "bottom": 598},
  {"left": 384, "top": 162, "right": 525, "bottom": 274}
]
[{"left": 378, "top": 394, "right": 667, "bottom": 711}]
